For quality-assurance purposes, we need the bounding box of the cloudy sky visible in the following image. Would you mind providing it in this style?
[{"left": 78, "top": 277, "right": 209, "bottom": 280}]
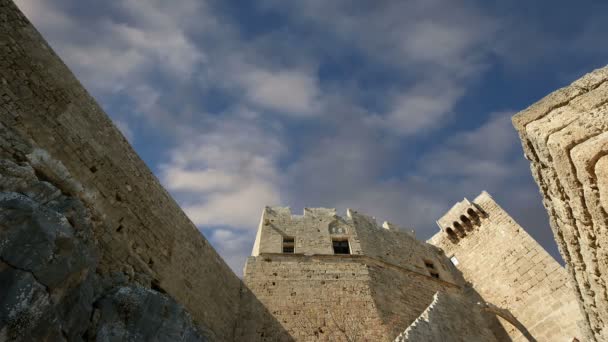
[{"left": 15, "top": 0, "right": 608, "bottom": 275}]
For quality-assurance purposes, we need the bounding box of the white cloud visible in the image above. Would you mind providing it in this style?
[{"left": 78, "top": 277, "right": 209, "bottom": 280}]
[
  {"left": 287, "top": 112, "right": 544, "bottom": 243},
  {"left": 160, "top": 119, "right": 284, "bottom": 229},
  {"left": 378, "top": 79, "right": 465, "bottom": 135},
  {"left": 261, "top": 0, "right": 497, "bottom": 134},
  {"left": 239, "top": 69, "right": 321, "bottom": 116},
  {"left": 207, "top": 228, "right": 257, "bottom": 276},
  {"left": 15, "top": 0, "right": 204, "bottom": 93}
]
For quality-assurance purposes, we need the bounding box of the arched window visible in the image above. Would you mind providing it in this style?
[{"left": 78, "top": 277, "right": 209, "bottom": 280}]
[
  {"left": 446, "top": 227, "right": 458, "bottom": 241},
  {"left": 467, "top": 208, "right": 480, "bottom": 223},
  {"left": 453, "top": 222, "right": 466, "bottom": 237},
  {"left": 460, "top": 215, "right": 473, "bottom": 230}
]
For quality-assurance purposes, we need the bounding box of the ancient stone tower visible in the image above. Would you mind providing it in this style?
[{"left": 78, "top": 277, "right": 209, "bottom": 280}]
[
  {"left": 429, "top": 192, "right": 583, "bottom": 340},
  {"left": 243, "top": 199, "right": 584, "bottom": 341}
]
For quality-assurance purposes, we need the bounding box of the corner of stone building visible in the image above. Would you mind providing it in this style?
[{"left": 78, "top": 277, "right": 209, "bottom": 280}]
[
  {"left": 251, "top": 207, "right": 270, "bottom": 257},
  {"left": 429, "top": 191, "right": 586, "bottom": 341},
  {"left": 510, "top": 64, "right": 608, "bottom": 341}
]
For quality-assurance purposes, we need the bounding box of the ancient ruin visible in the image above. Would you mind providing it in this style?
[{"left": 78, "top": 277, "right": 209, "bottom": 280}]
[
  {"left": 244, "top": 194, "right": 583, "bottom": 341},
  {"left": 513, "top": 66, "right": 608, "bottom": 341},
  {"left": 0, "top": 0, "right": 606, "bottom": 340}
]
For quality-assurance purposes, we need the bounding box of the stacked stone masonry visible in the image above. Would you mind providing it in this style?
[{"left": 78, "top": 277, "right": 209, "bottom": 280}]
[
  {"left": 394, "top": 292, "right": 499, "bottom": 342},
  {"left": 0, "top": 1, "right": 287, "bottom": 340},
  {"left": 0, "top": 0, "right": 601, "bottom": 340},
  {"left": 513, "top": 65, "right": 608, "bottom": 341},
  {"left": 429, "top": 192, "right": 584, "bottom": 341},
  {"left": 245, "top": 206, "right": 512, "bottom": 341}
]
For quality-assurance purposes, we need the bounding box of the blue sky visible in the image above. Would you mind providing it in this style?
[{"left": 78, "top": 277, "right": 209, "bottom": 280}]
[{"left": 15, "top": 0, "right": 608, "bottom": 274}]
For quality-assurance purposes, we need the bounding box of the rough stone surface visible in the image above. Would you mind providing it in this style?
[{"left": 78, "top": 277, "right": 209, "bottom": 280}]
[
  {"left": 429, "top": 192, "right": 584, "bottom": 341},
  {"left": 245, "top": 207, "right": 507, "bottom": 341},
  {"left": 91, "top": 286, "right": 209, "bottom": 342},
  {"left": 0, "top": 160, "right": 100, "bottom": 341},
  {"left": 0, "top": 1, "right": 287, "bottom": 340},
  {"left": 0, "top": 139, "right": 211, "bottom": 341},
  {"left": 394, "top": 292, "right": 498, "bottom": 342},
  {"left": 512, "top": 65, "right": 608, "bottom": 341}
]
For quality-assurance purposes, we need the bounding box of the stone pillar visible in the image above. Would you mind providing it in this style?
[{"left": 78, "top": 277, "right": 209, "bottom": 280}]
[{"left": 512, "top": 65, "right": 608, "bottom": 341}]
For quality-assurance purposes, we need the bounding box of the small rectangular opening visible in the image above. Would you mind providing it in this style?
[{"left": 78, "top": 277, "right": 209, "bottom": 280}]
[
  {"left": 450, "top": 256, "right": 459, "bottom": 266},
  {"left": 332, "top": 239, "right": 350, "bottom": 255},
  {"left": 283, "top": 237, "right": 295, "bottom": 254},
  {"left": 424, "top": 260, "right": 440, "bottom": 279}
]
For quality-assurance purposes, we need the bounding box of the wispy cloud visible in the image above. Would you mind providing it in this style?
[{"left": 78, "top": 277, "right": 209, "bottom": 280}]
[
  {"left": 15, "top": 0, "right": 601, "bottom": 275},
  {"left": 160, "top": 118, "right": 284, "bottom": 228}
]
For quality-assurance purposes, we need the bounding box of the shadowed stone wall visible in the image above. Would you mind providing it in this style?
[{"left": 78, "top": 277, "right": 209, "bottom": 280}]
[
  {"left": 394, "top": 292, "right": 499, "bottom": 342},
  {"left": 0, "top": 1, "right": 288, "bottom": 340},
  {"left": 245, "top": 207, "right": 507, "bottom": 341},
  {"left": 512, "top": 65, "right": 608, "bottom": 341},
  {"left": 429, "top": 192, "right": 584, "bottom": 341}
]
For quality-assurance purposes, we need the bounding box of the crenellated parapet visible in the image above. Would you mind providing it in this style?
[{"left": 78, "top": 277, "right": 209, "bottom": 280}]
[{"left": 435, "top": 193, "right": 487, "bottom": 242}]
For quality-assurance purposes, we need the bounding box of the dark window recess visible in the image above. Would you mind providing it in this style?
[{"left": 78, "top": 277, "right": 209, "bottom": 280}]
[
  {"left": 332, "top": 239, "right": 350, "bottom": 255},
  {"left": 424, "top": 260, "right": 440, "bottom": 279},
  {"left": 283, "top": 237, "right": 295, "bottom": 254}
]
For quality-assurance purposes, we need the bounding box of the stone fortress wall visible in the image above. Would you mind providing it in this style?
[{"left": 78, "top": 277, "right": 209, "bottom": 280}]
[
  {"left": 1, "top": 0, "right": 605, "bottom": 340},
  {"left": 245, "top": 206, "right": 509, "bottom": 341},
  {"left": 0, "top": 1, "right": 287, "bottom": 340},
  {"left": 429, "top": 192, "right": 584, "bottom": 341},
  {"left": 512, "top": 65, "right": 608, "bottom": 342}
]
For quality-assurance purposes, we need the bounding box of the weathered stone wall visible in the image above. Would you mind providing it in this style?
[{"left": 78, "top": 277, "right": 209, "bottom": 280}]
[
  {"left": 366, "top": 261, "right": 462, "bottom": 339},
  {"left": 252, "top": 207, "right": 364, "bottom": 256},
  {"left": 429, "top": 192, "right": 584, "bottom": 341},
  {"left": 243, "top": 254, "right": 385, "bottom": 341},
  {"left": 0, "top": 125, "right": 210, "bottom": 341},
  {"left": 349, "top": 209, "right": 459, "bottom": 284},
  {"left": 243, "top": 253, "right": 463, "bottom": 341},
  {"left": 394, "top": 292, "right": 499, "bottom": 342},
  {"left": 253, "top": 207, "right": 458, "bottom": 284},
  {"left": 512, "top": 65, "right": 608, "bottom": 341},
  {"left": 246, "top": 207, "right": 510, "bottom": 341},
  {"left": 0, "top": 1, "right": 287, "bottom": 340}
]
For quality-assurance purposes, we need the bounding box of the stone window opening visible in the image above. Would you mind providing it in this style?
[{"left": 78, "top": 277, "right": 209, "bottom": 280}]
[
  {"left": 332, "top": 238, "right": 350, "bottom": 255},
  {"left": 450, "top": 256, "right": 459, "bottom": 266},
  {"left": 446, "top": 227, "right": 458, "bottom": 240},
  {"left": 283, "top": 237, "right": 295, "bottom": 254},
  {"left": 460, "top": 215, "right": 473, "bottom": 230},
  {"left": 467, "top": 208, "right": 480, "bottom": 222},
  {"left": 424, "top": 260, "right": 440, "bottom": 279},
  {"left": 453, "top": 222, "right": 466, "bottom": 237}
]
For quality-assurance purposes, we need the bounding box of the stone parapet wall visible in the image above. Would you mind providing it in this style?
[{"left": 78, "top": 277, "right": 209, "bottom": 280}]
[
  {"left": 429, "top": 192, "right": 584, "bottom": 341},
  {"left": 512, "top": 65, "right": 608, "bottom": 341}
]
